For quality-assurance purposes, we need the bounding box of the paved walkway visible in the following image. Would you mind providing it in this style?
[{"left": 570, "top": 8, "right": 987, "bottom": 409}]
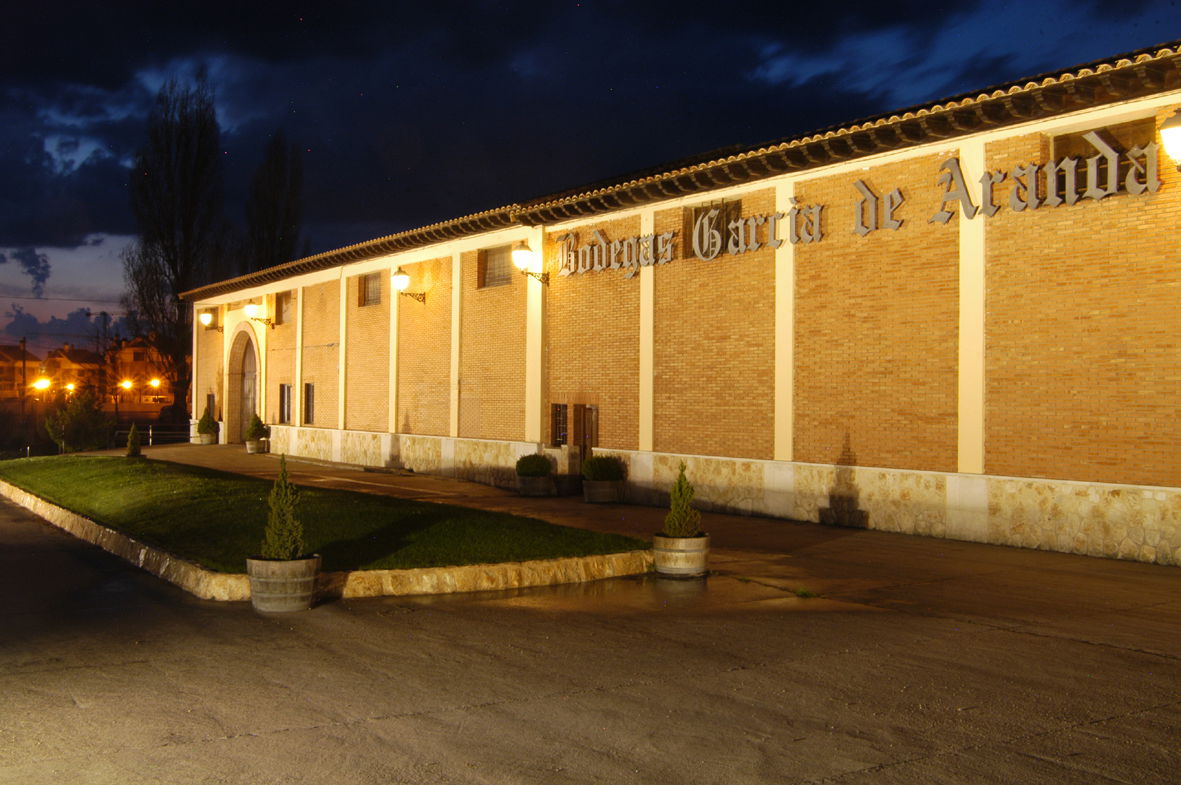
[{"left": 2, "top": 443, "right": 1179, "bottom": 784}]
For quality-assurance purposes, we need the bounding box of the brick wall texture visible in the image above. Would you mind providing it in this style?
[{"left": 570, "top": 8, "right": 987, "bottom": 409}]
[
  {"left": 984, "top": 124, "right": 1181, "bottom": 486},
  {"left": 195, "top": 313, "right": 224, "bottom": 419},
  {"left": 299, "top": 280, "right": 340, "bottom": 428},
  {"left": 793, "top": 155, "right": 960, "bottom": 472},
  {"left": 194, "top": 107, "right": 1181, "bottom": 491},
  {"left": 459, "top": 249, "right": 526, "bottom": 441},
  {"left": 397, "top": 256, "right": 452, "bottom": 436},
  {"left": 264, "top": 291, "right": 297, "bottom": 425},
  {"left": 345, "top": 274, "right": 390, "bottom": 432},
  {"left": 545, "top": 217, "right": 641, "bottom": 450},
  {"left": 654, "top": 188, "right": 776, "bottom": 460}
]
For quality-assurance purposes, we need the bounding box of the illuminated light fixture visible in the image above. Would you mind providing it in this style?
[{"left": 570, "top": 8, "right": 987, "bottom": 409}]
[
  {"left": 120, "top": 379, "right": 133, "bottom": 391},
  {"left": 391, "top": 267, "right": 426, "bottom": 303},
  {"left": 65, "top": 383, "right": 76, "bottom": 393},
  {"left": 244, "top": 302, "right": 274, "bottom": 329},
  {"left": 32, "top": 377, "right": 50, "bottom": 391},
  {"left": 1160, "top": 109, "right": 1181, "bottom": 170},
  {"left": 198, "top": 310, "right": 223, "bottom": 332},
  {"left": 511, "top": 240, "right": 548, "bottom": 285},
  {"left": 149, "top": 378, "right": 161, "bottom": 389}
]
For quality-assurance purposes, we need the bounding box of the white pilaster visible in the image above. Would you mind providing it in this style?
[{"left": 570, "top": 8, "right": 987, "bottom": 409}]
[
  {"left": 524, "top": 226, "right": 546, "bottom": 443},
  {"left": 295, "top": 288, "right": 304, "bottom": 425},
  {"left": 773, "top": 181, "right": 795, "bottom": 462},
  {"left": 337, "top": 272, "right": 348, "bottom": 430},
  {"left": 449, "top": 252, "right": 462, "bottom": 438},
  {"left": 957, "top": 141, "right": 986, "bottom": 474},
  {"left": 388, "top": 271, "right": 399, "bottom": 434}
]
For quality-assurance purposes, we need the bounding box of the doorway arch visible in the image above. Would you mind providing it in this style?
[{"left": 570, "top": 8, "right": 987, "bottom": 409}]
[{"left": 226, "top": 327, "right": 260, "bottom": 444}]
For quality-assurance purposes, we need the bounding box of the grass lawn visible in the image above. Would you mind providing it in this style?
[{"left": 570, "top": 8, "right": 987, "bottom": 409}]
[{"left": 0, "top": 455, "right": 647, "bottom": 573}]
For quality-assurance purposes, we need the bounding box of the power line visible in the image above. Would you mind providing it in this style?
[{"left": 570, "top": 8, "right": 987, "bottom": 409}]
[{"left": 2, "top": 295, "right": 125, "bottom": 305}]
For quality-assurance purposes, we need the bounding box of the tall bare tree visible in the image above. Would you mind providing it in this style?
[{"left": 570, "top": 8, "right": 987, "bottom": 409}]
[
  {"left": 123, "top": 74, "right": 224, "bottom": 419},
  {"left": 246, "top": 129, "right": 303, "bottom": 273}
]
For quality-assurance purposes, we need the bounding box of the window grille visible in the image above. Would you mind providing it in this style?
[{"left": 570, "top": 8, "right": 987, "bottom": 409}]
[
  {"left": 478, "top": 245, "right": 513, "bottom": 288},
  {"left": 278, "top": 384, "right": 292, "bottom": 424},
  {"left": 551, "top": 404, "right": 568, "bottom": 446},
  {"left": 359, "top": 273, "right": 381, "bottom": 306}
]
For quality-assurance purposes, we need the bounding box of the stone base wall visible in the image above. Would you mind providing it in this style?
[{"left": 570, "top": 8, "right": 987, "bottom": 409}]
[
  {"left": 270, "top": 427, "right": 535, "bottom": 489},
  {"left": 259, "top": 428, "right": 1181, "bottom": 566},
  {"left": 603, "top": 449, "right": 1181, "bottom": 567}
]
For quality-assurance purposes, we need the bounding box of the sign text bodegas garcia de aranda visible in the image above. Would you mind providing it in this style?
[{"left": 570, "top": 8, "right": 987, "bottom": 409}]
[{"left": 554, "top": 129, "right": 1160, "bottom": 279}]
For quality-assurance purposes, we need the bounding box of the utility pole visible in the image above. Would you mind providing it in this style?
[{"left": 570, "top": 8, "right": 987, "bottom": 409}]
[{"left": 19, "top": 336, "right": 27, "bottom": 446}]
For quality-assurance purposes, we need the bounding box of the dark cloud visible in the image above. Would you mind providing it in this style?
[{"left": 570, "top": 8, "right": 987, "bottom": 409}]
[
  {"left": 0, "top": 0, "right": 1178, "bottom": 262},
  {"left": 0, "top": 248, "right": 51, "bottom": 297},
  {"left": 2, "top": 306, "right": 131, "bottom": 358}
]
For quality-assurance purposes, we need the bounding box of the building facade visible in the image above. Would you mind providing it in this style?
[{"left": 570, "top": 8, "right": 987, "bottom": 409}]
[
  {"left": 185, "top": 42, "right": 1181, "bottom": 566},
  {"left": 0, "top": 345, "right": 40, "bottom": 400}
]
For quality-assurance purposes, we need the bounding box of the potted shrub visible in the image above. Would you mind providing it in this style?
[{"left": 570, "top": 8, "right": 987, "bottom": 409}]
[
  {"left": 244, "top": 413, "right": 270, "bottom": 454},
  {"left": 246, "top": 455, "right": 319, "bottom": 612},
  {"left": 197, "top": 404, "right": 218, "bottom": 445},
  {"left": 515, "top": 453, "right": 555, "bottom": 497},
  {"left": 581, "top": 454, "right": 626, "bottom": 503},
  {"left": 653, "top": 462, "right": 709, "bottom": 578}
]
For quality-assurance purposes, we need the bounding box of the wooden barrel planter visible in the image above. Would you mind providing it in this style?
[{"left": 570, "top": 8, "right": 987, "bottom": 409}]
[
  {"left": 652, "top": 534, "right": 710, "bottom": 578},
  {"left": 517, "top": 475, "right": 555, "bottom": 497},
  {"left": 246, "top": 555, "right": 321, "bottom": 612},
  {"left": 582, "top": 480, "right": 623, "bottom": 503}
]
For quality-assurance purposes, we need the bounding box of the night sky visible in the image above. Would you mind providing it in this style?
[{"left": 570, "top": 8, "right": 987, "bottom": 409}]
[{"left": 2, "top": 0, "right": 1178, "bottom": 353}]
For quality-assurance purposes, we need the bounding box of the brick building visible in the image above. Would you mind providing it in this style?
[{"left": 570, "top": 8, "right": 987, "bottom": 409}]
[
  {"left": 184, "top": 42, "right": 1181, "bottom": 566},
  {"left": 43, "top": 343, "right": 103, "bottom": 392},
  {"left": 0, "top": 345, "right": 40, "bottom": 399}
]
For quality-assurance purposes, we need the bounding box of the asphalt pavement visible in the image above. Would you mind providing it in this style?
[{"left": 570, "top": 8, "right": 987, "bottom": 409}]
[{"left": 1, "top": 444, "right": 1178, "bottom": 784}]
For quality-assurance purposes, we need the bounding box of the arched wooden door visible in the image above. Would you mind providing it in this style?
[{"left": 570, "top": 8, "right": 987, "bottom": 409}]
[{"left": 226, "top": 329, "right": 260, "bottom": 443}]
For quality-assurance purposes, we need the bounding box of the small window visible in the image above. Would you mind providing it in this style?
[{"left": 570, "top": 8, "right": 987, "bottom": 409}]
[
  {"left": 132, "top": 351, "right": 146, "bottom": 362},
  {"left": 278, "top": 384, "right": 292, "bottom": 424},
  {"left": 303, "top": 383, "right": 315, "bottom": 425},
  {"left": 478, "top": 245, "right": 513, "bottom": 288},
  {"left": 359, "top": 274, "right": 381, "bottom": 306},
  {"left": 275, "top": 292, "right": 293, "bottom": 325},
  {"left": 551, "top": 404, "right": 568, "bottom": 447}
]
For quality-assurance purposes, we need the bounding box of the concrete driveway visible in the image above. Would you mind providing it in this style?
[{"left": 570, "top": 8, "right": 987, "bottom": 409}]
[{"left": 1, "top": 445, "right": 1179, "bottom": 784}]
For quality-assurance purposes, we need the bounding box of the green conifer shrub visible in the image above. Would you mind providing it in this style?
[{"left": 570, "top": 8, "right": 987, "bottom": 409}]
[
  {"left": 126, "top": 423, "right": 142, "bottom": 457},
  {"left": 662, "top": 462, "right": 702, "bottom": 537},
  {"left": 260, "top": 455, "right": 304, "bottom": 560}
]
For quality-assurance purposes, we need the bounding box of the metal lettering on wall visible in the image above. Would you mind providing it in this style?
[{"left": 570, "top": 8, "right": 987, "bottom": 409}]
[{"left": 553, "top": 127, "right": 1161, "bottom": 277}]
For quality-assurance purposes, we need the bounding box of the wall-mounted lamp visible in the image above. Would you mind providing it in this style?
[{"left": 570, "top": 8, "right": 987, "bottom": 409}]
[
  {"left": 1160, "top": 109, "right": 1181, "bottom": 171},
  {"left": 198, "top": 310, "right": 224, "bottom": 332},
  {"left": 391, "top": 267, "right": 426, "bottom": 303},
  {"left": 244, "top": 302, "right": 274, "bottom": 329},
  {"left": 511, "top": 240, "right": 548, "bottom": 284}
]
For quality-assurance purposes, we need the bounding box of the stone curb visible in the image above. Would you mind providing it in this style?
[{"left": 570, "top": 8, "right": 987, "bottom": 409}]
[{"left": 0, "top": 479, "right": 653, "bottom": 602}]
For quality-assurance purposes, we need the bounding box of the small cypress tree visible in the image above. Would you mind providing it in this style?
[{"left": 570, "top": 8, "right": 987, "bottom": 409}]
[
  {"left": 126, "top": 423, "right": 142, "bottom": 457},
  {"left": 261, "top": 455, "right": 304, "bottom": 560},
  {"left": 663, "top": 462, "right": 702, "bottom": 537}
]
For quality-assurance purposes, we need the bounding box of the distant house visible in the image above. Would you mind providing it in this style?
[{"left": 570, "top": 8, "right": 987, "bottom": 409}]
[
  {"left": 43, "top": 343, "right": 104, "bottom": 393},
  {"left": 0, "top": 345, "right": 40, "bottom": 399},
  {"left": 107, "top": 336, "right": 174, "bottom": 406}
]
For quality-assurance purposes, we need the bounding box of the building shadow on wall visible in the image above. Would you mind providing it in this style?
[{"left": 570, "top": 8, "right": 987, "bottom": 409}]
[{"left": 819, "top": 433, "right": 868, "bottom": 528}]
